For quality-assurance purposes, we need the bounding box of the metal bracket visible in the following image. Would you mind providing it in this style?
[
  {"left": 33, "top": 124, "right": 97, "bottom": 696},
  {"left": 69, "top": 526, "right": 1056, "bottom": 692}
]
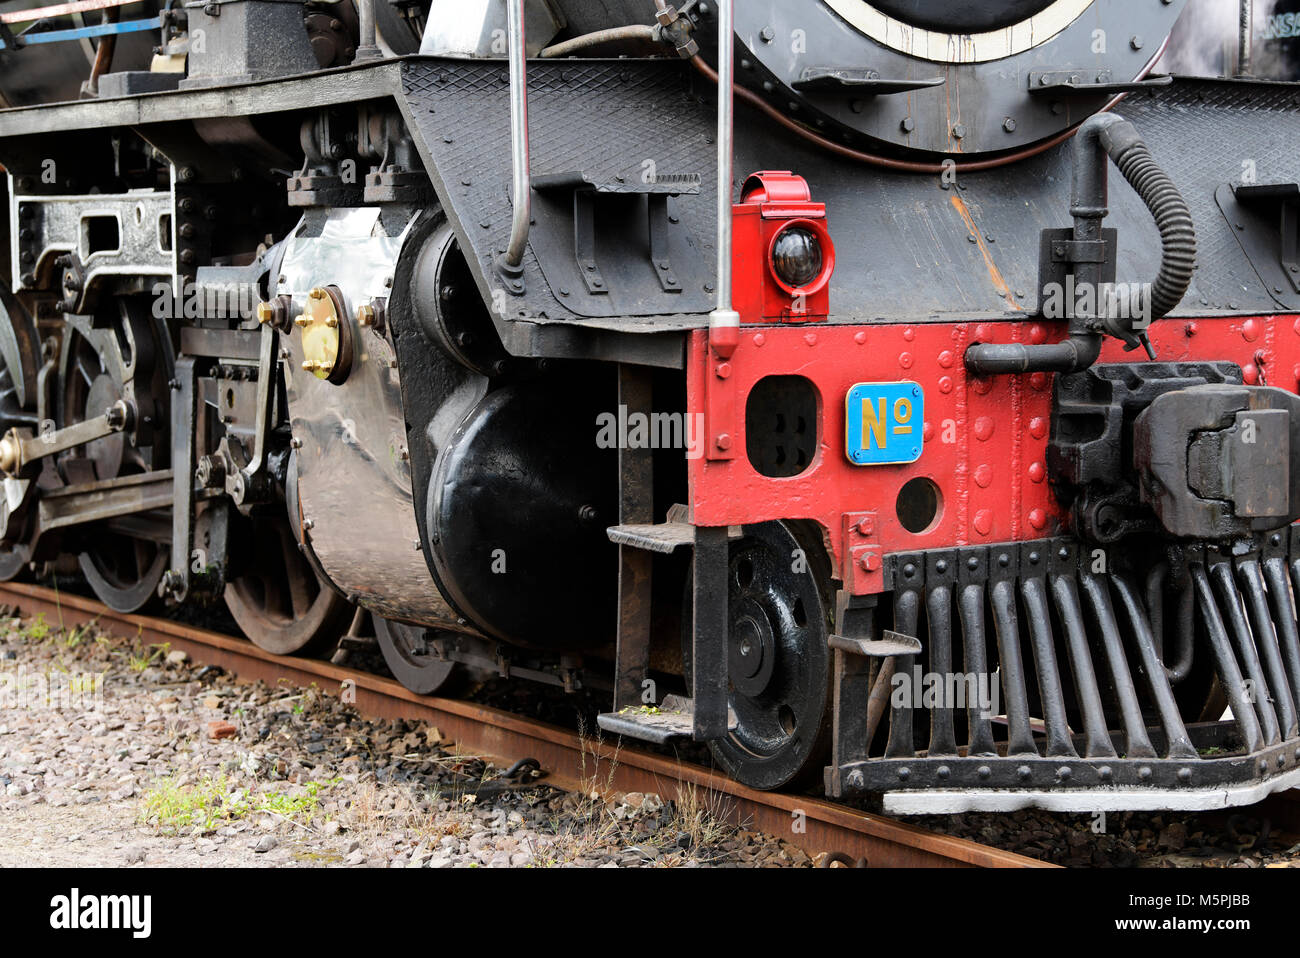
[
  {"left": 793, "top": 68, "right": 944, "bottom": 95},
  {"left": 1037, "top": 227, "right": 1118, "bottom": 319},
  {"left": 1028, "top": 69, "right": 1173, "bottom": 95},
  {"left": 1218, "top": 181, "right": 1300, "bottom": 308},
  {"left": 534, "top": 171, "right": 700, "bottom": 299},
  {"left": 163, "top": 356, "right": 199, "bottom": 603}
]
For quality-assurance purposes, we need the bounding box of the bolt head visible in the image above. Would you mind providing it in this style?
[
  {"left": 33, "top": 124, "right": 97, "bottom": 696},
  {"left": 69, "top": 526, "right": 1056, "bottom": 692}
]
[
  {"left": 356, "top": 304, "right": 375, "bottom": 327},
  {"left": 256, "top": 301, "right": 274, "bottom": 325}
]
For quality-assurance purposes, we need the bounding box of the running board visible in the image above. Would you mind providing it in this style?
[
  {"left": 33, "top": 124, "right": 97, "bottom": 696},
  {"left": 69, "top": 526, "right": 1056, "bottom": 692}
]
[{"left": 597, "top": 694, "right": 738, "bottom": 744}]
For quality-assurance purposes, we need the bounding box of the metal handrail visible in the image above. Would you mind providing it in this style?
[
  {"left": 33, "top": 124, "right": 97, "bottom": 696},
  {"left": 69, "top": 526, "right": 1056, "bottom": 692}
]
[
  {"left": 501, "top": 0, "right": 531, "bottom": 282},
  {"left": 708, "top": 0, "right": 738, "bottom": 349}
]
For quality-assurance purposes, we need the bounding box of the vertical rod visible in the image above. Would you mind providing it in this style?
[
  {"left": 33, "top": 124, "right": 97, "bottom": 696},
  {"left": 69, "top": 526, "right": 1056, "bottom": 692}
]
[
  {"left": 1192, "top": 564, "right": 1264, "bottom": 752},
  {"left": 612, "top": 366, "right": 654, "bottom": 712},
  {"left": 502, "top": 0, "right": 531, "bottom": 270},
  {"left": 1050, "top": 573, "right": 1116, "bottom": 759},
  {"left": 989, "top": 579, "right": 1039, "bottom": 757},
  {"left": 925, "top": 581, "right": 958, "bottom": 756},
  {"left": 1209, "top": 561, "right": 1281, "bottom": 745},
  {"left": 355, "top": 0, "right": 381, "bottom": 61},
  {"left": 708, "top": 1, "right": 739, "bottom": 351},
  {"left": 691, "top": 525, "right": 729, "bottom": 740},
  {"left": 1079, "top": 572, "right": 1158, "bottom": 758},
  {"left": 1110, "top": 575, "right": 1198, "bottom": 759},
  {"left": 1238, "top": 0, "right": 1253, "bottom": 76},
  {"left": 883, "top": 588, "right": 920, "bottom": 758},
  {"left": 1020, "top": 575, "right": 1078, "bottom": 758},
  {"left": 714, "top": 0, "right": 734, "bottom": 314},
  {"left": 957, "top": 582, "right": 998, "bottom": 756},
  {"left": 1237, "top": 559, "right": 1298, "bottom": 737},
  {"left": 1264, "top": 556, "right": 1300, "bottom": 708}
]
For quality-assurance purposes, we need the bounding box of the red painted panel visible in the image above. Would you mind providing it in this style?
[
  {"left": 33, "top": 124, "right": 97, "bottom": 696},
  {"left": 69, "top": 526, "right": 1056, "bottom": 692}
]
[{"left": 688, "top": 315, "right": 1300, "bottom": 592}]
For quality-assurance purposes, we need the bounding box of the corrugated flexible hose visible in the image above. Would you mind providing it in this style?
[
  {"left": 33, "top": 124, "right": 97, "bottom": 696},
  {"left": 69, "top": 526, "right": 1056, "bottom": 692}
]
[{"left": 1100, "top": 120, "right": 1197, "bottom": 320}]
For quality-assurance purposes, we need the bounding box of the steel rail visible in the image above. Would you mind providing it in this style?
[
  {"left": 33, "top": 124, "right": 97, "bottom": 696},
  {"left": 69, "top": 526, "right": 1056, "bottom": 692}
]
[{"left": 0, "top": 580, "right": 1052, "bottom": 868}]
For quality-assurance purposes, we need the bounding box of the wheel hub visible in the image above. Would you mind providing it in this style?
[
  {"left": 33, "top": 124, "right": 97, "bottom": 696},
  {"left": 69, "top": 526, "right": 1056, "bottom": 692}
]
[{"left": 729, "top": 598, "right": 776, "bottom": 697}]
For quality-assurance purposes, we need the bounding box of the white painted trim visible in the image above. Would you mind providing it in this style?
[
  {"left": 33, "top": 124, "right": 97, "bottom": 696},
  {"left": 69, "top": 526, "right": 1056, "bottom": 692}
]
[
  {"left": 882, "top": 766, "right": 1300, "bottom": 814},
  {"left": 821, "top": 0, "right": 1098, "bottom": 64}
]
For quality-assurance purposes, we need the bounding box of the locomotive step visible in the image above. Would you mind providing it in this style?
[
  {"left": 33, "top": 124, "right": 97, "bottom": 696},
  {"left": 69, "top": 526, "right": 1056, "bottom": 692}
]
[
  {"left": 606, "top": 521, "right": 743, "bottom": 554},
  {"left": 606, "top": 522, "right": 696, "bottom": 554},
  {"left": 597, "top": 695, "right": 738, "bottom": 744},
  {"left": 828, "top": 629, "right": 923, "bottom": 657}
]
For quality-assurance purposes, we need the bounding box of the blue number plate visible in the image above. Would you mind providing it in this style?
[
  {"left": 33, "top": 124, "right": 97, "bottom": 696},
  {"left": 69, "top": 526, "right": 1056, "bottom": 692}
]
[{"left": 845, "top": 382, "right": 924, "bottom": 465}]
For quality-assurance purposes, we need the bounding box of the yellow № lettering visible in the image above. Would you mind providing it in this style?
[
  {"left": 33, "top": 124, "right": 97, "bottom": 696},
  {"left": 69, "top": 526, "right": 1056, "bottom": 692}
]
[
  {"left": 862, "top": 399, "right": 887, "bottom": 449},
  {"left": 893, "top": 398, "right": 913, "bottom": 435}
]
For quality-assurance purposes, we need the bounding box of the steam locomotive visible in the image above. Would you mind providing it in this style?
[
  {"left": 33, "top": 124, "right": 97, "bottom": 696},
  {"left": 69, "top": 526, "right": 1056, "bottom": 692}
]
[{"left": 2, "top": 0, "right": 1300, "bottom": 814}]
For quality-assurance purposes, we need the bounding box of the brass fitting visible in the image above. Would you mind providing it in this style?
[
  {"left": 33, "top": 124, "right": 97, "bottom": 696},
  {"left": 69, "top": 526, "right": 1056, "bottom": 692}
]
[{"left": 0, "top": 433, "right": 18, "bottom": 474}]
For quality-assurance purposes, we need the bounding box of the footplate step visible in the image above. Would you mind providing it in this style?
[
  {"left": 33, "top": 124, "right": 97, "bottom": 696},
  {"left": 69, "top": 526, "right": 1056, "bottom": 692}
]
[
  {"left": 597, "top": 694, "right": 738, "bottom": 744},
  {"left": 829, "top": 629, "right": 922, "bottom": 657}
]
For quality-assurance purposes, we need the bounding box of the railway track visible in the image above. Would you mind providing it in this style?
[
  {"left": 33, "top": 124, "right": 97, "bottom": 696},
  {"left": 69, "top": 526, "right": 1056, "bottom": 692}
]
[{"left": 0, "top": 580, "right": 1050, "bottom": 868}]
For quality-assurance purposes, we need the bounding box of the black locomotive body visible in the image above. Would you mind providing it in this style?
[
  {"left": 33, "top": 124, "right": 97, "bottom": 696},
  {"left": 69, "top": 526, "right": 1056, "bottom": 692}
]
[{"left": 4, "top": 0, "right": 1300, "bottom": 813}]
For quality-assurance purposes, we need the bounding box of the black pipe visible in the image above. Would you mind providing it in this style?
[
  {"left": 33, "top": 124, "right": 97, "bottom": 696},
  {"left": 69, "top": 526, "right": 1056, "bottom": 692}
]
[
  {"left": 965, "top": 113, "right": 1195, "bottom": 376},
  {"left": 965, "top": 335, "right": 1101, "bottom": 376}
]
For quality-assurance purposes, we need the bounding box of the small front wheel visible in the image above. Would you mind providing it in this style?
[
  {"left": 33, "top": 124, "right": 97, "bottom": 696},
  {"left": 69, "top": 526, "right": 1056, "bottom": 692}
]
[{"left": 374, "top": 617, "right": 464, "bottom": 696}]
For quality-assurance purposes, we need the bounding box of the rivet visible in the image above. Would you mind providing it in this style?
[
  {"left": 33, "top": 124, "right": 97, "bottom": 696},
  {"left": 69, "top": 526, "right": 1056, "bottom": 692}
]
[
  {"left": 1017, "top": 765, "right": 1031, "bottom": 781},
  {"left": 897, "top": 767, "right": 910, "bottom": 781},
  {"left": 977, "top": 765, "right": 991, "bottom": 780},
  {"left": 1139, "top": 766, "right": 1152, "bottom": 780},
  {"left": 1057, "top": 766, "right": 1071, "bottom": 781},
  {"left": 936, "top": 765, "right": 950, "bottom": 780},
  {"left": 1097, "top": 766, "right": 1112, "bottom": 781}
]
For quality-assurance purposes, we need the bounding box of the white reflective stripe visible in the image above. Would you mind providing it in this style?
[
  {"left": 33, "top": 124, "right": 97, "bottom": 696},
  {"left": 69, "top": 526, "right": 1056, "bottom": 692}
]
[
  {"left": 821, "top": 0, "right": 1097, "bottom": 64},
  {"left": 881, "top": 764, "right": 1300, "bottom": 814}
]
